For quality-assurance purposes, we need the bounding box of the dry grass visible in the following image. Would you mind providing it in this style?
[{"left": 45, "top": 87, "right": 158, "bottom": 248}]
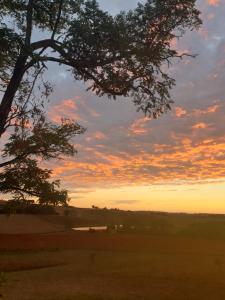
[
  {"left": 1, "top": 232, "right": 225, "bottom": 299},
  {"left": 0, "top": 215, "right": 66, "bottom": 234}
]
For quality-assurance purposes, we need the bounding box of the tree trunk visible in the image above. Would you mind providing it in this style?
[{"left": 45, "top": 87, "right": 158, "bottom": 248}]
[{"left": 0, "top": 54, "right": 28, "bottom": 137}]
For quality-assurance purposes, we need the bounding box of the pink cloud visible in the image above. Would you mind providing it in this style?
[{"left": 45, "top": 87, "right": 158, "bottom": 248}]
[
  {"left": 48, "top": 98, "right": 81, "bottom": 123},
  {"left": 192, "top": 104, "right": 219, "bottom": 116},
  {"left": 207, "top": 13, "right": 215, "bottom": 20},
  {"left": 128, "top": 118, "right": 149, "bottom": 135},
  {"left": 208, "top": 0, "right": 220, "bottom": 6},
  {"left": 198, "top": 28, "right": 209, "bottom": 40},
  {"left": 63, "top": 99, "right": 77, "bottom": 109},
  {"left": 94, "top": 131, "right": 107, "bottom": 140},
  {"left": 174, "top": 106, "right": 187, "bottom": 118},
  {"left": 170, "top": 38, "right": 177, "bottom": 49}
]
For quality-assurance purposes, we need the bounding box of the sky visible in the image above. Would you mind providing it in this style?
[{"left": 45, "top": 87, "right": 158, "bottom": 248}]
[{"left": 44, "top": 0, "right": 225, "bottom": 213}]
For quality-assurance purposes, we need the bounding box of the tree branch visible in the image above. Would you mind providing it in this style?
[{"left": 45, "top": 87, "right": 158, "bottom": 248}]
[
  {"left": 0, "top": 154, "right": 28, "bottom": 168},
  {"left": 51, "top": 0, "right": 64, "bottom": 40},
  {"left": 21, "top": 66, "right": 45, "bottom": 112},
  {"left": 0, "top": 54, "right": 28, "bottom": 137},
  {"left": 31, "top": 39, "right": 57, "bottom": 51},
  {"left": 25, "top": 0, "right": 34, "bottom": 46},
  {"left": 1, "top": 185, "right": 38, "bottom": 197}
]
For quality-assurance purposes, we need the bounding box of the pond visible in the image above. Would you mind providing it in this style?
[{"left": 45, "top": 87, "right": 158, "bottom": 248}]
[{"left": 72, "top": 226, "right": 107, "bottom": 231}]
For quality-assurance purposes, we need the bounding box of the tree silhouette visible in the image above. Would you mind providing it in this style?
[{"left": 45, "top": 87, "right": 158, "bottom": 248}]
[
  {"left": 0, "top": 0, "right": 201, "bottom": 137},
  {"left": 0, "top": 0, "right": 201, "bottom": 203}
]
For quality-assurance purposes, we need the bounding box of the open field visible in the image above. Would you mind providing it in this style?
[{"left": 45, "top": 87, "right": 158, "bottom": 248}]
[
  {"left": 1, "top": 231, "right": 225, "bottom": 300},
  {"left": 0, "top": 215, "right": 66, "bottom": 234}
]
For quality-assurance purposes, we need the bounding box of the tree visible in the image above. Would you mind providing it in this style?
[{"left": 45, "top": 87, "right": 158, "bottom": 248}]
[
  {"left": 0, "top": 116, "right": 85, "bottom": 204},
  {"left": 0, "top": 65, "right": 85, "bottom": 203},
  {"left": 0, "top": 0, "right": 201, "bottom": 203},
  {"left": 0, "top": 0, "right": 201, "bottom": 137}
]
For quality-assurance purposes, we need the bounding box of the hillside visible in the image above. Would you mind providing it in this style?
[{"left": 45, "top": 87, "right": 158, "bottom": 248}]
[
  {"left": 2, "top": 206, "right": 225, "bottom": 238},
  {"left": 0, "top": 214, "right": 66, "bottom": 234}
]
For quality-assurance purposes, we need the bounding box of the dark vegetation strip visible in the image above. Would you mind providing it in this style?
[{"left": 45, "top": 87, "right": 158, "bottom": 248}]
[{"left": 0, "top": 262, "right": 65, "bottom": 273}]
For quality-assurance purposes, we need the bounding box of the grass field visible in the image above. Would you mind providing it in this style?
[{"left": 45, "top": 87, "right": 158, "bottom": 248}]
[{"left": 1, "top": 231, "right": 225, "bottom": 300}]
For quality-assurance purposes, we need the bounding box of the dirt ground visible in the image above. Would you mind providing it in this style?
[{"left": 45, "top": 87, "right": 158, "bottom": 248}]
[{"left": 1, "top": 232, "right": 225, "bottom": 300}]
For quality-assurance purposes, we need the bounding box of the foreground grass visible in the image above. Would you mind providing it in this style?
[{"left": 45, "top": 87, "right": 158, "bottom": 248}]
[{"left": 1, "top": 232, "right": 225, "bottom": 300}]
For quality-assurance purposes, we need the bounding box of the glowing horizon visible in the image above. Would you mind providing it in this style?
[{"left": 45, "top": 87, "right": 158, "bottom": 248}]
[{"left": 68, "top": 182, "right": 225, "bottom": 214}]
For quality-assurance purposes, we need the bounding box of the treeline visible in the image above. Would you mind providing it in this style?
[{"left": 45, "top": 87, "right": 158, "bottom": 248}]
[
  {"left": 0, "top": 200, "right": 57, "bottom": 215},
  {"left": 70, "top": 207, "right": 173, "bottom": 235}
]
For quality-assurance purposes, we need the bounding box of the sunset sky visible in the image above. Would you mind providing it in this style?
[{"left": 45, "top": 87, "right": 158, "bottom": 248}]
[{"left": 45, "top": 0, "right": 225, "bottom": 213}]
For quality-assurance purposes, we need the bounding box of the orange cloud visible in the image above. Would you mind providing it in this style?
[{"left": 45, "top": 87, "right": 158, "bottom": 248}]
[
  {"left": 174, "top": 106, "right": 187, "bottom": 117},
  {"left": 47, "top": 99, "right": 225, "bottom": 192},
  {"left": 128, "top": 118, "right": 149, "bottom": 135},
  {"left": 192, "top": 123, "right": 208, "bottom": 129},
  {"left": 192, "top": 104, "right": 219, "bottom": 116},
  {"left": 48, "top": 98, "right": 81, "bottom": 123},
  {"left": 63, "top": 99, "right": 77, "bottom": 109},
  {"left": 154, "top": 144, "right": 171, "bottom": 153},
  {"left": 52, "top": 135, "right": 225, "bottom": 189},
  {"left": 94, "top": 131, "right": 107, "bottom": 140},
  {"left": 208, "top": 0, "right": 220, "bottom": 6},
  {"left": 207, "top": 104, "right": 219, "bottom": 113}
]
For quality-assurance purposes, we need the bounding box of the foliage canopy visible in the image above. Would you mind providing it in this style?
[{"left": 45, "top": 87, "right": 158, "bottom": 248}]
[{"left": 0, "top": 0, "right": 201, "bottom": 134}]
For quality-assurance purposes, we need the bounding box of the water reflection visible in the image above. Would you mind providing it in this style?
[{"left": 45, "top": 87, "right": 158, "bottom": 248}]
[{"left": 72, "top": 226, "right": 107, "bottom": 231}]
